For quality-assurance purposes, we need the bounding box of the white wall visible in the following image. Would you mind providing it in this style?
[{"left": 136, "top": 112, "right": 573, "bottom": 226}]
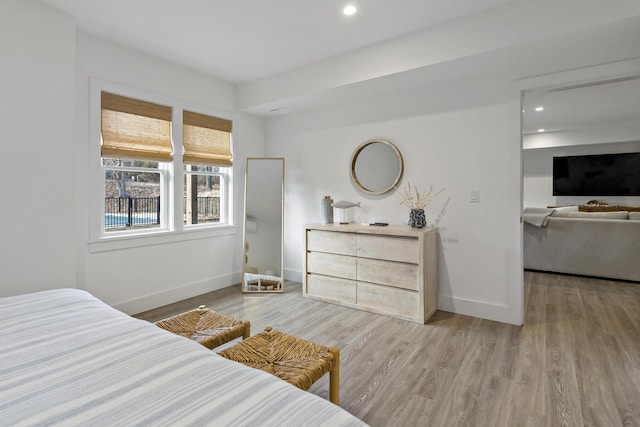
[
  {"left": 266, "top": 90, "right": 521, "bottom": 324},
  {"left": 75, "top": 33, "right": 266, "bottom": 313},
  {"left": 523, "top": 141, "right": 640, "bottom": 207},
  {"left": 0, "top": 0, "right": 76, "bottom": 296},
  {"left": 0, "top": 0, "right": 266, "bottom": 314}
]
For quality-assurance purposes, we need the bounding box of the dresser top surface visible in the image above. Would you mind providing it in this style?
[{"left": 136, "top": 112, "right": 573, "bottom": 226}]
[{"left": 305, "top": 223, "right": 435, "bottom": 237}]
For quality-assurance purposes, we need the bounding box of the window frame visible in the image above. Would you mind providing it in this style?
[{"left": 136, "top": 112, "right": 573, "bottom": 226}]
[
  {"left": 102, "top": 158, "right": 168, "bottom": 235},
  {"left": 89, "top": 79, "right": 236, "bottom": 253}
]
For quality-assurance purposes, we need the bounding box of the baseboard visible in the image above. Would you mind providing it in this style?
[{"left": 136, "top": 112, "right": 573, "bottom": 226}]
[
  {"left": 118, "top": 270, "right": 519, "bottom": 325},
  {"left": 438, "top": 294, "right": 519, "bottom": 325},
  {"left": 282, "top": 269, "right": 519, "bottom": 324},
  {"left": 283, "top": 269, "right": 519, "bottom": 324},
  {"left": 525, "top": 268, "right": 640, "bottom": 284},
  {"left": 113, "top": 271, "right": 242, "bottom": 315}
]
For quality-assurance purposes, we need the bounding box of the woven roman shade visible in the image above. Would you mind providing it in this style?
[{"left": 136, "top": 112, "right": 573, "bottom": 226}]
[
  {"left": 101, "top": 92, "right": 173, "bottom": 162},
  {"left": 183, "top": 110, "right": 233, "bottom": 166}
]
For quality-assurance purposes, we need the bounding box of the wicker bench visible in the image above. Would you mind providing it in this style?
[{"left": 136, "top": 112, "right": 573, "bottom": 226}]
[
  {"left": 218, "top": 327, "right": 340, "bottom": 404},
  {"left": 155, "top": 305, "right": 250, "bottom": 350}
]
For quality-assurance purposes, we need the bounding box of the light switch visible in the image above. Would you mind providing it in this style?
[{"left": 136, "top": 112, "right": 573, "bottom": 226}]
[{"left": 470, "top": 189, "right": 479, "bottom": 203}]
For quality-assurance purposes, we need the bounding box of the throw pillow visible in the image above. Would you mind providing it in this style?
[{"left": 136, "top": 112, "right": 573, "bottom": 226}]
[{"left": 553, "top": 205, "right": 579, "bottom": 212}]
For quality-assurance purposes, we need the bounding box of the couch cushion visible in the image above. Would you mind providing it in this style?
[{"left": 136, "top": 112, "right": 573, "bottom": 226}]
[
  {"left": 552, "top": 210, "right": 629, "bottom": 219},
  {"left": 554, "top": 205, "right": 579, "bottom": 212},
  {"left": 629, "top": 211, "right": 640, "bottom": 220}
]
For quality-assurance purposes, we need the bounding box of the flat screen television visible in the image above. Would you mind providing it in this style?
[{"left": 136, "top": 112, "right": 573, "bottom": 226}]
[{"left": 553, "top": 152, "right": 640, "bottom": 196}]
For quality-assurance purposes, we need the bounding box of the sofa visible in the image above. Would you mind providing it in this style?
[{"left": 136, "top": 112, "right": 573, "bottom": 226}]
[{"left": 524, "top": 209, "right": 640, "bottom": 282}]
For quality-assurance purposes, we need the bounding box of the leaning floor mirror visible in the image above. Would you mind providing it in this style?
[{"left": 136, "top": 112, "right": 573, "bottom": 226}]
[{"left": 242, "top": 158, "right": 285, "bottom": 293}]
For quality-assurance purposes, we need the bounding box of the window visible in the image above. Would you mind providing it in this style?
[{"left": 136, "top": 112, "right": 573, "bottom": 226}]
[
  {"left": 99, "top": 90, "right": 233, "bottom": 237},
  {"left": 182, "top": 110, "right": 233, "bottom": 228},
  {"left": 103, "top": 159, "right": 164, "bottom": 231},
  {"left": 184, "top": 165, "right": 226, "bottom": 226}
]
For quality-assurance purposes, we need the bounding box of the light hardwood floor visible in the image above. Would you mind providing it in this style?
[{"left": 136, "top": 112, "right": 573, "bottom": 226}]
[{"left": 134, "top": 271, "right": 640, "bottom": 426}]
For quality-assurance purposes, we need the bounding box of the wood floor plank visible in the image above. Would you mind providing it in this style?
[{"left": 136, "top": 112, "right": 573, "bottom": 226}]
[
  {"left": 511, "top": 273, "right": 548, "bottom": 426},
  {"left": 134, "top": 272, "right": 640, "bottom": 426}
]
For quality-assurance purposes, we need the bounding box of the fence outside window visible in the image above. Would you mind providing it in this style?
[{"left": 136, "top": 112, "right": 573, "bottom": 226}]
[{"left": 104, "top": 197, "right": 220, "bottom": 230}]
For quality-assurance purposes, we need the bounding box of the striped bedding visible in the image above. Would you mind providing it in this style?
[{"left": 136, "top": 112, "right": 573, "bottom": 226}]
[{"left": 0, "top": 289, "right": 366, "bottom": 426}]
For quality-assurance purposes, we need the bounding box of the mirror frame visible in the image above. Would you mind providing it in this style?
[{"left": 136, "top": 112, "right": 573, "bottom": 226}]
[
  {"left": 241, "top": 157, "right": 285, "bottom": 293},
  {"left": 350, "top": 139, "right": 404, "bottom": 195}
]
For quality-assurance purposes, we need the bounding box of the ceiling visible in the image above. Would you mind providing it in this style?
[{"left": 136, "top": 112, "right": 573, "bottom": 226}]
[
  {"left": 33, "top": 0, "right": 640, "bottom": 120},
  {"left": 36, "top": 0, "right": 513, "bottom": 83},
  {"left": 523, "top": 77, "right": 640, "bottom": 136}
]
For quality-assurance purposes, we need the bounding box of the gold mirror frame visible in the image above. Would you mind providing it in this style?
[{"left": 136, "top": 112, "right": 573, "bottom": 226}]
[
  {"left": 350, "top": 139, "right": 404, "bottom": 195},
  {"left": 241, "top": 158, "right": 285, "bottom": 293}
]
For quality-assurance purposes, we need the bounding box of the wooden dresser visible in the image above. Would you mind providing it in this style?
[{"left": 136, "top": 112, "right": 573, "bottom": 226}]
[{"left": 303, "top": 223, "right": 437, "bottom": 323}]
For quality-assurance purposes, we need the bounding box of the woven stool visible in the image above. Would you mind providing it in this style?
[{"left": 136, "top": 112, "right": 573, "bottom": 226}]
[
  {"left": 218, "top": 327, "right": 340, "bottom": 405},
  {"left": 155, "top": 305, "right": 250, "bottom": 350}
]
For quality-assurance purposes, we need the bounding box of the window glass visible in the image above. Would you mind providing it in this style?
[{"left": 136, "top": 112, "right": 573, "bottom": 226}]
[
  {"left": 184, "top": 165, "right": 224, "bottom": 226},
  {"left": 103, "top": 158, "right": 163, "bottom": 232}
]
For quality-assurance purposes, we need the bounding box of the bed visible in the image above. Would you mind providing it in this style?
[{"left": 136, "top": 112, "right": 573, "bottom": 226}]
[{"left": 0, "top": 288, "right": 365, "bottom": 426}]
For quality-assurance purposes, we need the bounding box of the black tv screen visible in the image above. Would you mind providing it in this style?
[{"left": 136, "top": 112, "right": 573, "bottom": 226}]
[{"left": 553, "top": 152, "right": 640, "bottom": 196}]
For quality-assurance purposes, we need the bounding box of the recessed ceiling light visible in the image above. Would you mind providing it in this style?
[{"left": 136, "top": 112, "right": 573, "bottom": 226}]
[
  {"left": 538, "top": 128, "right": 545, "bottom": 132},
  {"left": 343, "top": 5, "right": 357, "bottom": 16},
  {"left": 535, "top": 106, "right": 544, "bottom": 111}
]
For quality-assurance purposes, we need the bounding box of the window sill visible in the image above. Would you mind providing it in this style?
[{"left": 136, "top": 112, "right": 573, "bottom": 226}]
[{"left": 89, "top": 225, "right": 239, "bottom": 253}]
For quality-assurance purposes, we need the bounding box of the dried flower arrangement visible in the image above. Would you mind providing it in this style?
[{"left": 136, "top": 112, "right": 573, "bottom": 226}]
[{"left": 398, "top": 182, "right": 445, "bottom": 210}]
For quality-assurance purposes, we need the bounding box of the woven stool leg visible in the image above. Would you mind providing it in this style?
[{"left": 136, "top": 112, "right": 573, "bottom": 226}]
[
  {"left": 329, "top": 347, "right": 340, "bottom": 405},
  {"left": 242, "top": 321, "right": 251, "bottom": 340}
]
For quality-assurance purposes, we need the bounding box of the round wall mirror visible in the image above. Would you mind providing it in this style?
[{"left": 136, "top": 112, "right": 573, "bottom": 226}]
[{"left": 350, "top": 139, "right": 403, "bottom": 195}]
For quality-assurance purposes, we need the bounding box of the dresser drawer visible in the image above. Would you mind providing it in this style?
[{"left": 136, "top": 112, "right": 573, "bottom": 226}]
[
  {"left": 307, "top": 274, "right": 357, "bottom": 303},
  {"left": 307, "top": 230, "right": 356, "bottom": 256},
  {"left": 356, "top": 258, "right": 419, "bottom": 291},
  {"left": 307, "top": 252, "right": 356, "bottom": 280},
  {"left": 357, "top": 234, "right": 418, "bottom": 263},
  {"left": 357, "top": 282, "right": 418, "bottom": 318}
]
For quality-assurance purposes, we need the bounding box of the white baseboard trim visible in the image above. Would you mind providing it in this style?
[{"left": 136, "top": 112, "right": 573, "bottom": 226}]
[
  {"left": 284, "top": 269, "right": 518, "bottom": 324},
  {"left": 115, "top": 271, "right": 519, "bottom": 325},
  {"left": 113, "top": 272, "right": 241, "bottom": 315},
  {"left": 438, "top": 294, "right": 518, "bottom": 325},
  {"left": 282, "top": 269, "right": 519, "bottom": 325}
]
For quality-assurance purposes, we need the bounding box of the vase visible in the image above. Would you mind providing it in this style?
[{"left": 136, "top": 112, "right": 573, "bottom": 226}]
[
  {"left": 320, "top": 196, "right": 333, "bottom": 224},
  {"left": 408, "top": 208, "right": 426, "bottom": 228}
]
